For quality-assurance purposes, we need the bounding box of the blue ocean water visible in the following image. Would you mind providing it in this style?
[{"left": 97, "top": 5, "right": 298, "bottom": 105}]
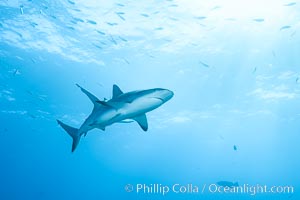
[{"left": 0, "top": 0, "right": 299, "bottom": 199}]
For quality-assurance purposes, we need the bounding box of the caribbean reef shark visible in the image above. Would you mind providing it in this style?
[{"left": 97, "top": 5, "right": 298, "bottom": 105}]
[{"left": 57, "top": 84, "right": 174, "bottom": 152}]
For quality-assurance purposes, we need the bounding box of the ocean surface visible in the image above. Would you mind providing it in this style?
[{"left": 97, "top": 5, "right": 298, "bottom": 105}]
[{"left": 0, "top": 0, "right": 299, "bottom": 199}]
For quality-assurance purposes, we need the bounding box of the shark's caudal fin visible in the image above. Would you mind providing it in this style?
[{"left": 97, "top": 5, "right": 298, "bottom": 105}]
[{"left": 57, "top": 120, "right": 81, "bottom": 152}]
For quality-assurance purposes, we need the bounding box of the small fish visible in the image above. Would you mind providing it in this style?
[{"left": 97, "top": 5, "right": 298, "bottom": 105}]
[
  {"left": 123, "top": 58, "right": 130, "bottom": 64},
  {"left": 16, "top": 56, "right": 24, "bottom": 60},
  {"left": 96, "top": 82, "right": 103, "bottom": 87},
  {"left": 20, "top": 5, "right": 24, "bottom": 15},
  {"left": 31, "top": 58, "right": 36, "bottom": 63},
  {"left": 272, "top": 51, "right": 276, "bottom": 57},
  {"left": 93, "top": 44, "right": 102, "bottom": 49},
  {"left": 116, "top": 3, "right": 125, "bottom": 7},
  {"left": 291, "top": 31, "right": 297, "bottom": 37},
  {"left": 109, "top": 35, "right": 117, "bottom": 45},
  {"left": 252, "top": 67, "right": 257, "bottom": 73},
  {"left": 169, "top": 17, "right": 178, "bottom": 21},
  {"left": 296, "top": 77, "right": 299, "bottom": 83},
  {"left": 211, "top": 5, "right": 222, "bottom": 10},
  {"left": 30, "top": 22, "right": 38, "bottom": 27},
  {"left": 233, "top": 145, "right": 237, "bottom": 151},
  {"left": 37, "top": 95, "right": 47, "bottom": 102},
  {"left": 284, "top": 2, "right": 296, "bottom": 6},
  {"left": 42, "top": 4, "right": 48, "bottom": 10},
  {"left": 13, "top": 69, "right": 21, "bottom": 76},
  {"left": 106, "top": 22, "right": 118, "bottom": 26},
  {"left": 68, "top": 0, "right": 75, "bottom": 5},
  {"left": 26, "top": 90, "right": 34, "bottom": 96},
  {"left": 74, "top": 18, "right": 84, "bottom": 23},
  {"left": 148, "top": 54, "right": 155, "bottom": 58},
  {"left": 87, "top": 20, "right": 97, "bottom": 25},
  {"left": 70, "top": 20, "right": 77, "bottom": 24},
  {"left": 140, "top": 13, "right": 149, "bottom": 17},
  {"left": 195, "top": 16, "right": 207, "bottom": 20},
  {"left": 118, "top": 36, "right": 127, "bottom": 42},
  {"left": 67, "top": 26, "right": 75, "bottom": 30},
  {"left": 28, "top": 113, "right": 37, "bottom": 119},
  {"left": 15, "top": 32, "right": 23, "bottom": 38},
  {"left": 199, "top": 60, "right": 210, "bottom": 68},
  {"left": 154, "top": 27, "right": 164, "bottom": 30},
  {"left": 116, "top": 13, "right": 125, "bottom": 21},
  {"left": 73, "top": 9, "right": 81, "bottom": 12},
  {"left": 225, "top": 18, "right": 236, "bottom": 21},
  {"left": 96, "top": 30, "right": 106, "bottom": 35},
  {"left": 253, "top": 18, "right": 264, "bottom": 22},
  {"left": 280, "top": 25, "right": 291, "bottom": 31}
]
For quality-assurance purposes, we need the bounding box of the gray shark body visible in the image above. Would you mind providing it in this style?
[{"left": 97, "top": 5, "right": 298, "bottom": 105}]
[{"left": 57, "top": 84, "right": 174, "bottom": 152}]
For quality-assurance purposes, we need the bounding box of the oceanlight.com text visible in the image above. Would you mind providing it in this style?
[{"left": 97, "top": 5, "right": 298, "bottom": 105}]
[
  {"left": 124, "top": 183, "right": 294, "bottom": 196},
  {"left": 207, "top": 183, "right": 294, "bottom": 196}
]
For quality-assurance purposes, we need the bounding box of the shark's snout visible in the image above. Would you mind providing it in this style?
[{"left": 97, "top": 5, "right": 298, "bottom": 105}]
[
  {"left": 164, "top": 89, "right": 174, "bottom": 101},
  {"left": 155, "top": 88, "right": 174, "bottom": 102}
]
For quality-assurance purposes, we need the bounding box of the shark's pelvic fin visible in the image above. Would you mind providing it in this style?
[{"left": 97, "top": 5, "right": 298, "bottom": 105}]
[
  {"left": 112, "top": 84, "right": 123, "bottom": 98},
  {"left": 133, "top": 114, "right": 148, "bottom": 131},
  {"left": 117, "top": 119, "right": 134, "bottom": 123},
  {"left": 57, "top": 120, "right": 81, "bottom": 152},
  {"left": 76, "top": 84, "right": 100, "bottom": 109}
]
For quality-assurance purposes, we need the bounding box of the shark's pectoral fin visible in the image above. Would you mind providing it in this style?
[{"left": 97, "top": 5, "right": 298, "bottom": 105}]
[
  {"left": 112, "top": 84, "right": 123, "bottom": 98},
  {"left": 133, "top": 114, "right": 148, "bottom": 131},
  {"left": 76, "top": 84, "right": 100, "bottom": 110}
]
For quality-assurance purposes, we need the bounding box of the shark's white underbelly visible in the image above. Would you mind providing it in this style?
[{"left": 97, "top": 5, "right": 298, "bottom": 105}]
[
  {"left": 119, "top": 98, "right": 162, "bottom": 117},
  {"left": 94, "top": 97, "right": 162, "bottom": 127}
]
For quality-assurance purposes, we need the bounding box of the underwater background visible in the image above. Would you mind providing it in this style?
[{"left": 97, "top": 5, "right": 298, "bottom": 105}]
[{"left": 0, "top": 0, "right": 299, "bottom": 199}]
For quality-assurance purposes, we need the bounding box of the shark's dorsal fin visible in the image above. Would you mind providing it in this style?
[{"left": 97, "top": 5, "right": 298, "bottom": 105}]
[
  {"left": 112, "top": 84, "right": 123, "bottom": 99},
  {"left": 76, "top": 84, "right": 100, "bottom": 109},
  {"left": 133, "top": 114, "right": 148, "bottom": 131}
]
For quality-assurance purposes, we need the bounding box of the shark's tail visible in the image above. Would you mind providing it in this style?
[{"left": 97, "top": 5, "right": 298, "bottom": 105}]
[{"left": 57, "top": 120, "right": 81, "bottom": 152}]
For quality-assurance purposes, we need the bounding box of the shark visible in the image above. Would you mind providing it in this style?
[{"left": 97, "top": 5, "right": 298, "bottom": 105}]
[{"left": 57, "top": 84, "right": 174, "bottom": 152}]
